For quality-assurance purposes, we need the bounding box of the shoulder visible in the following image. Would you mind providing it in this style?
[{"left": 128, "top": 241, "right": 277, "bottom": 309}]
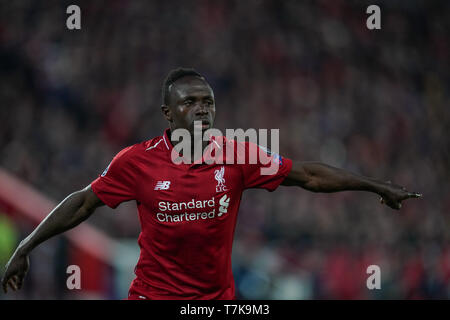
[
  {"left": 141, "top": 135, "right": 168, "bottom": 152},
  {"left": 212, "top": 135, "right": 240, "bottom": 150},
  {"left": 209, "top": 136, "right": 254, "bottom": 171},
  {"left": 216, "top": 136, "right": 265, "bottom": 157},
  {"left": 113, "top": 135, "right": 165, "bottom": 163},
  {"left": 215, "top": 136, "right": 257, "bottom": 149}
]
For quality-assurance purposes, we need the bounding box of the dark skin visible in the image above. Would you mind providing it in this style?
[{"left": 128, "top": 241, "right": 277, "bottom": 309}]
[
  {"left": 2, "top": 185, "right": 104, "bottom": 293},
  {"left": 161, "top": 76, "right": 216, "bottom": 157},
  {"left": 281, "top": 163, "right": 421, "bottom": 209},
  {"left": 2, "top": 75, "right": 421, "bottom": 294}
]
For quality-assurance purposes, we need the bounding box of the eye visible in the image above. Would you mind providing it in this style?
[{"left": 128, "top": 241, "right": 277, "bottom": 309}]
[{"left": 184, "top": 99, "right": 193, "bottom": 105}]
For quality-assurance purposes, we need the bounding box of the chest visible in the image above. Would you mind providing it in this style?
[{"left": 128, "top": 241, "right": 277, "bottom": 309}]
[{"left": 135, "top": 162, "right": 242, "bottom": 210}]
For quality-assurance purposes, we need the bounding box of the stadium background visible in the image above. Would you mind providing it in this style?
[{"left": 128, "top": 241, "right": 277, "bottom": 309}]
[{"left": 0, "top": 0, "right": 448, "bottom": 299}]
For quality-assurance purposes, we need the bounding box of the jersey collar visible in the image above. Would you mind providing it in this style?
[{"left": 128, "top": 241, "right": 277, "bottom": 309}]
[{"left": 163, "top": 128, "right": 223, "bottom": 166}]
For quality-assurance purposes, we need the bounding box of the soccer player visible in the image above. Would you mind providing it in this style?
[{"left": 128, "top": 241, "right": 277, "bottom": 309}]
[{"left": 1, "top": 68, "right": 421, "bottom": 299}]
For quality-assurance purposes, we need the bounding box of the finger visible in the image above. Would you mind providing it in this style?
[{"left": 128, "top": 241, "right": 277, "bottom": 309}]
[
  {"left": 388, "top": 202, "right": 401, "bottom": 210},
  {"left": 11, "top": 276, "right": 20, "bottom": 290},
  {"left": 16, "top": 275, "right": 24, "bottom": 290},
  {"left": 2, "top": 278, "right": 7, "bottom": 294},
  {"left": 1, "top": 273, "right": 12, "bottom": 293},
  {"left": 7, "top": 278, "right": 18, "bottom": 291},
  {"left": 9, "top": 279, "right": 17, "bottom": 291},
  {"left": 407, "top": 192, "right": 422, "bottom": 198}
]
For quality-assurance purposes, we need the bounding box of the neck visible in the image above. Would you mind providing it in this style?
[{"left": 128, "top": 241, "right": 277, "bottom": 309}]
[{"left": 168, "top": 128, "right": 210, "bottom": 160}]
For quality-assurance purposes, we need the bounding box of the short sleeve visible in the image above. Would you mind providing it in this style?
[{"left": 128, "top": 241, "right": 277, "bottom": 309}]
[
  {"left": 91, "top": 146, "right": 137, "bottom": 209},
  {"left": 240, "top": 142, "right": 292, "bottom": 191}
]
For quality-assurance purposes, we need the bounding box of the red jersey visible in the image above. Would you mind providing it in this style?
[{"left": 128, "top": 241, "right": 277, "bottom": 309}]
[{"left": 91, "top": 129, "right": 292, "bottom": 299}]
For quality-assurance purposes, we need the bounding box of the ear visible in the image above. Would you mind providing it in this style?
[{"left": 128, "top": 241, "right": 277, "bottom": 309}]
[{"left": 161, "top": 104, "right": 172, "bottom": 122}]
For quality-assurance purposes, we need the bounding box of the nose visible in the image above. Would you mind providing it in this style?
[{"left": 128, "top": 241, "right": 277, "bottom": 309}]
[{"left": 195, "top": 103, "right": 209, "bottom": 115}]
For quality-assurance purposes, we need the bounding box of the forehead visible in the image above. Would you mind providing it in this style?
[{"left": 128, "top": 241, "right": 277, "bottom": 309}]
[{"left": 170, "top": 76, "right": 214, "bottom": 101}]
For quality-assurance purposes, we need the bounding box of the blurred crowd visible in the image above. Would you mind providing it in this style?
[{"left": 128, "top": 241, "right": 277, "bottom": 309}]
[{"left": 0, "top": 0, "right": 449, "bottom": 299}]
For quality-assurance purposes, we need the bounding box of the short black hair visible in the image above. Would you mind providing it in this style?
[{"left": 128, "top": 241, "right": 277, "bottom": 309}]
[{"left": 162, "top": 67, "right": 205, "bottom": 105}]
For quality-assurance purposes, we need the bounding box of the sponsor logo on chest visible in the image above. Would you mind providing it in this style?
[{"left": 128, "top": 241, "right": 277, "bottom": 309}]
[
  {"left": 153, "top": 166, "right": 231, "bottom": 223},
  {"left": 156, "top": 195, "right": 231, "bottom": 223}
]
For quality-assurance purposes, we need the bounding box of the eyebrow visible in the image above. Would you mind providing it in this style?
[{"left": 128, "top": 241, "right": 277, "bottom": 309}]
[{"left": 179, "top": 94, "right": 214, "bottom": 101}]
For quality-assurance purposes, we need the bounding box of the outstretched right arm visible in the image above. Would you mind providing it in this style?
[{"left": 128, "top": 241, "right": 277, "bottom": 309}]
[{"left": 1, "top": 185, "right": 104, "bottom": 293}]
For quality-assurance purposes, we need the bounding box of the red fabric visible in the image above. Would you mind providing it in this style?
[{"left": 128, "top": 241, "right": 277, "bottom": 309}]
[{"left": 91, "top": 129, "right": 292, "bottom": 299}]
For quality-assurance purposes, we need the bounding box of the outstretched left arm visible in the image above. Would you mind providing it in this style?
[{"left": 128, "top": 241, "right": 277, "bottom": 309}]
[{"left": 281, "top": 161, "right": 421, "bottom": 210}]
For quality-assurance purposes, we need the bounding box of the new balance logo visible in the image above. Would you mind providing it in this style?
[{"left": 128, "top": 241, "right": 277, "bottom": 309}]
[
  {"left": 218, "top": 194, "right": 230, "bottom": 217},
  {"left": 154, "top": 181, "right": 171, "bottom": 190}
]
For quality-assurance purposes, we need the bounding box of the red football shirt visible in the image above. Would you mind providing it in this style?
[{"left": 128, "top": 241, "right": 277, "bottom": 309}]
[{"left": 91, "top": 128, "right": 292, "bottom": 299}]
